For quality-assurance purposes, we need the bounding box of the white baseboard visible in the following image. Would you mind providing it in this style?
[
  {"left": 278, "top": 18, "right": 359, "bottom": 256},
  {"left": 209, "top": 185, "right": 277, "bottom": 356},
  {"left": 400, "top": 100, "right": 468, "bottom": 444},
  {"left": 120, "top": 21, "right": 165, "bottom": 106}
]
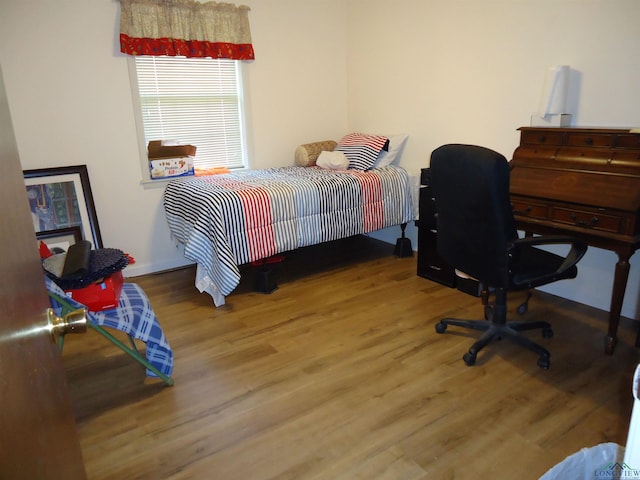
[{"left": 123, "top": 257, "right": 194, "bottom": 278}]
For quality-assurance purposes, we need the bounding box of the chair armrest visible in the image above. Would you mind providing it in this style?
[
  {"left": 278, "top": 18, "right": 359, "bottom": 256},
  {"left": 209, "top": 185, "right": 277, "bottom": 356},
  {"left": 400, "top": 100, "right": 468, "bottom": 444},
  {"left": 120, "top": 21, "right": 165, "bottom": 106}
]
[{"left": 510, "top": 235, "right": 588, "bottom": 276}]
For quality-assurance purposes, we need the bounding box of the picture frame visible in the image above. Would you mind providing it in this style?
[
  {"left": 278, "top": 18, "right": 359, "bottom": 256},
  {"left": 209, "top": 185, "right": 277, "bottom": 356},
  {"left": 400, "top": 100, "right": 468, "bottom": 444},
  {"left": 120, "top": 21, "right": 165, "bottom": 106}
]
[
  {"left": 36, "top": 226, "right": 83, "bottom": 254},
  {"left": 24, "top": 165, "right": 103, "bottom": 249}
]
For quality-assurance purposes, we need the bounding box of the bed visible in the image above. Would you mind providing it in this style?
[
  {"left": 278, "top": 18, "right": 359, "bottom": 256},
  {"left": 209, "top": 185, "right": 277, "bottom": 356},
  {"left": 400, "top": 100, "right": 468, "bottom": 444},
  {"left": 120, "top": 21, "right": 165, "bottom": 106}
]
[{"left": 162, "top": 135, "right": 415, "bottom": 306}]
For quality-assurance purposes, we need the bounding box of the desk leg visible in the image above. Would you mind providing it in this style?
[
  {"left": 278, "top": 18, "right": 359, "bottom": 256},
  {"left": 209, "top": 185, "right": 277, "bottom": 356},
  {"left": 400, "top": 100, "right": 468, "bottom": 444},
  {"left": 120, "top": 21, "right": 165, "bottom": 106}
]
[{"left": 606, "top": 251, "right": 632, "bottom": 355}]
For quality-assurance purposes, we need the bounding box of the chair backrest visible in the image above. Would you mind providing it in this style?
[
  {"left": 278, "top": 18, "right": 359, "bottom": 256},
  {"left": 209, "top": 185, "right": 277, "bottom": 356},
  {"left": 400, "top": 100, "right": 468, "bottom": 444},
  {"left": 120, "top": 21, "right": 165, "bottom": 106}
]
[{"left": 430, "top": 144, "right": 519, "bottom": 287}]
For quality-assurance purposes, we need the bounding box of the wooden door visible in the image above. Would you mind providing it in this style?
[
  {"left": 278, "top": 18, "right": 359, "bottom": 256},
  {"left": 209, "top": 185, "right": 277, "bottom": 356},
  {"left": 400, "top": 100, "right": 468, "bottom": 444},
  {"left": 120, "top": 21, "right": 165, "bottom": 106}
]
[{"left": 0, "top": 66, "right": 86, "bottom": 479}]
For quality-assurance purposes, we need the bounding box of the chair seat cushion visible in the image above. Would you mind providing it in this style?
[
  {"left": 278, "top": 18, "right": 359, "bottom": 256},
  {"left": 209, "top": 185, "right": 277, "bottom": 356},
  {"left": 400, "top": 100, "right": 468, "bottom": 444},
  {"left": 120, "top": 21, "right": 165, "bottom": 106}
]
[{"left": 510, "top": 246, "right": 578, "bottom": 290}]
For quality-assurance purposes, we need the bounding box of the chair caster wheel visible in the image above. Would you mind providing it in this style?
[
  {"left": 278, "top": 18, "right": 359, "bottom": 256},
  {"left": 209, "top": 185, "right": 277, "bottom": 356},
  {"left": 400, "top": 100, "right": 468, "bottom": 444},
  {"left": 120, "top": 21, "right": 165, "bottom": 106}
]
[
  {"left": 463, "top": 351, "right": 476, "bottom": 366},
  {"left": 517, "top": 292, "right": 532, "bottom": 315},
  {"left": 542, "top": 328, "right": 553, "bottom": 339},
  {"left": 435, "top": 322, "right": 447, "bottom": 334},
  {"left": 537, "top": 356, "right": 550, "bottom": 369}
]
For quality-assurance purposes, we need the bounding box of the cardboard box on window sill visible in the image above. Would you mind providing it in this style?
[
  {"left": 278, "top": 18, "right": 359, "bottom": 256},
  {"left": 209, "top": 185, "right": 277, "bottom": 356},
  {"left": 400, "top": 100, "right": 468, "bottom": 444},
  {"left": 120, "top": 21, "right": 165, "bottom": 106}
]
[
  {"left": 149, "top": 156, "right": 195, "bottom": 179},
  {"left": 148, "top": 140, "right": 196, "bottom": 159},
  {"left": 148, "top": 140, "right": 197, "bottom": 180}
]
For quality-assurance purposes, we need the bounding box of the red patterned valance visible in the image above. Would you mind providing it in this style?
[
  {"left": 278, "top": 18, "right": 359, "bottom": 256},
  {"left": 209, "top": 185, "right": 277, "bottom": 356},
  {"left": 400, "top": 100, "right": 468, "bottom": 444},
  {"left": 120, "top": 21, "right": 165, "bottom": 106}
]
[{"left": 119, "top": 0, "right": 255, "bottom": 60}]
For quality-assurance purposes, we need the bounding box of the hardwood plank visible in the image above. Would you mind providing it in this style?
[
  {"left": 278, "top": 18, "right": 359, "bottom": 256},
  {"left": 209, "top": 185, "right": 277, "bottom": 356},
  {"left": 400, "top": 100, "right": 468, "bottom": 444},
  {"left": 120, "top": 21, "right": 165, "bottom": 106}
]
[{"left": 59, "top": 236, "right": 640, "bottom": 479}]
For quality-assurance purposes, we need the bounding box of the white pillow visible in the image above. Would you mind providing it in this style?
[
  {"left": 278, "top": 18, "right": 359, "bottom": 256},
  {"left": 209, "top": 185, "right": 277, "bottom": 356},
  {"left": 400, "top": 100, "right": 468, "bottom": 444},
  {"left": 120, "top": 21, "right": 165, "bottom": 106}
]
[
  {"left": 316, "top": 150, "right": 349, "bottom": 170},
  {"left": 372, "top": 134, "right": 409, "bottom": 168}
]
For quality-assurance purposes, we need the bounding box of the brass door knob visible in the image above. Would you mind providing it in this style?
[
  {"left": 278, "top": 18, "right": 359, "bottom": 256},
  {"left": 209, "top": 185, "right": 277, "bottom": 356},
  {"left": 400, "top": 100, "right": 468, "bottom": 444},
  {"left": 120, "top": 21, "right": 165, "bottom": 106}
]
[{"left": 47, "top": 308, "right": 88, "bottom": 343}]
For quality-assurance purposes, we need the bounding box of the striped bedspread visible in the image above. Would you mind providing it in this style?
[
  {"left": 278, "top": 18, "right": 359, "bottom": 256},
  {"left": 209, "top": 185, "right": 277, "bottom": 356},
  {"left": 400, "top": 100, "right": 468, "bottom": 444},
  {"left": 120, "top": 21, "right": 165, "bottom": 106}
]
[{"left": 163, "top": 165, "right": 415, "bottom": 306}]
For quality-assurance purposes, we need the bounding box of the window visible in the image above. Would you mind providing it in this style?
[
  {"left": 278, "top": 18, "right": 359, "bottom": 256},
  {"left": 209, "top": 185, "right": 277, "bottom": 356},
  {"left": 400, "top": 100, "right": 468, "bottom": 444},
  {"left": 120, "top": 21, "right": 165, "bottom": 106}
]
[{"left": 129, "top": 56, "right": 248, "bottom": 179}]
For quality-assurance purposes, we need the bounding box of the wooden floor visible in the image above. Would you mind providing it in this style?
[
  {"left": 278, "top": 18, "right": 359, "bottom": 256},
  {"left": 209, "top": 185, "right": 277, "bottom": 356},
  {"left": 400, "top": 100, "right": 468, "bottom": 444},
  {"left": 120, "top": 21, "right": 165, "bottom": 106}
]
[{"left": 61, "top": 236, "right": 640, "bottom": 479}]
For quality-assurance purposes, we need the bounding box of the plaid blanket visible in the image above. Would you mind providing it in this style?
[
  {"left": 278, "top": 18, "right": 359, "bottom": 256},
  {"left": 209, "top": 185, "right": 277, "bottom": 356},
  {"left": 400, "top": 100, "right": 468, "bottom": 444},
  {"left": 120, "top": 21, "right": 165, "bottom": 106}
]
[{"left": 45, "top": 277, "right": 174, "bottom": 378}]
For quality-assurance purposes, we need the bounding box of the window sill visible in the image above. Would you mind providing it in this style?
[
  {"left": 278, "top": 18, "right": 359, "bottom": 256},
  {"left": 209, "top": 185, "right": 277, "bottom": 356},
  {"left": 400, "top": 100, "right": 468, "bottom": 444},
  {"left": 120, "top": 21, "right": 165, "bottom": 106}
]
[
  {"left": 140, "top": 168, "right": 248, "bottom": 189},
  {"left": 140, "top": 177, "right": 182, "bottom": 189}
]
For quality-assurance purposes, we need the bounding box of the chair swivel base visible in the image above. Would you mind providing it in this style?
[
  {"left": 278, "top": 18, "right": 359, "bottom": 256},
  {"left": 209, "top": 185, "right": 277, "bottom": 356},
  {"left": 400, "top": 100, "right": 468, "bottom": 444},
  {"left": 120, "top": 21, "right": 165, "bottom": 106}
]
[{"left": 435, "top": 316, "right": 553, "bottom": 369}]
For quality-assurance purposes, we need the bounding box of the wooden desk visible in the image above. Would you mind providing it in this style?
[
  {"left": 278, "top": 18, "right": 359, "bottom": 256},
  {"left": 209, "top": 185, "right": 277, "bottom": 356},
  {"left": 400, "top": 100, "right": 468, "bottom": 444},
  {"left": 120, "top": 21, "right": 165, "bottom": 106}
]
[{"left": 509, "top": 126, "right": 640, "bottom": 354}]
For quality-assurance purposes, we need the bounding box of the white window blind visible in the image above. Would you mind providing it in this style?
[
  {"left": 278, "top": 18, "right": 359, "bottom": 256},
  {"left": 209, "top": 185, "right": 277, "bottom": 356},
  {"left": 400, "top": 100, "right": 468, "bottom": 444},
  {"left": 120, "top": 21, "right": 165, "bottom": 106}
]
[{"left": 132, "top": 56, "right": 247, "bottom": 173}]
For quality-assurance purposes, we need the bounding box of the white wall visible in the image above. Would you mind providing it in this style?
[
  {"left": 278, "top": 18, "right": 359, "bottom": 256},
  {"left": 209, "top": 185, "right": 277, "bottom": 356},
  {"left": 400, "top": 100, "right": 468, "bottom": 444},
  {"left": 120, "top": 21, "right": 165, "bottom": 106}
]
[
  {"left": 347, "top": 0, "right": 640, "bottom": 319},
  {"left": 1, "top": 0, "right": 640, "bottom": 318},
  {"left": 0, "top": 0, "right": 348, "bottom": 274}
]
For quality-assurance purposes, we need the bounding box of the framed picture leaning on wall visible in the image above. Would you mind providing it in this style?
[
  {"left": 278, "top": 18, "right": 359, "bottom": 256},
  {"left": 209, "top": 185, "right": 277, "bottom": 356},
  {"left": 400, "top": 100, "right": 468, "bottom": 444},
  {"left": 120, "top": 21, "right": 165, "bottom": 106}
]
[
  {"left": 23, "top": 165, "right": 103, "bottom": 249},
  {"left": 35, "top": 226, "right": 83, "bottom": 254}
]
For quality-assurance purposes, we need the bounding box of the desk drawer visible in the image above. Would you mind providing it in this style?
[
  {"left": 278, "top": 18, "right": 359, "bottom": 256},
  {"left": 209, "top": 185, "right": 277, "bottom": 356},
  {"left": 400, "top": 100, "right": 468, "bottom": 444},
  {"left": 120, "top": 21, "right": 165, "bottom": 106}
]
[
  {"left": 615, "top": 134, "right": 640, "bottom": 149},
  {"left": 565, "top": 132, "right": 613, "bottom": 148},
  {"left": 551, "top": 207, "right": 623, "bottom": 233},
  {"left": 511, "top": 199, "right": 548, "bottom": 219},
  {"left": 520, "top": 131, "right": 564, "bottom": 146}
]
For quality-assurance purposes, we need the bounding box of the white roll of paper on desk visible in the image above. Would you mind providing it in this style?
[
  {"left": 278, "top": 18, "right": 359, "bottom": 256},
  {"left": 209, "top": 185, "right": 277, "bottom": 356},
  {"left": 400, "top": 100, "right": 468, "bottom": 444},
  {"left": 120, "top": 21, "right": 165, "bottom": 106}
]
[{"left": 537, "top": 65, "right": 570, "bottom": 116}]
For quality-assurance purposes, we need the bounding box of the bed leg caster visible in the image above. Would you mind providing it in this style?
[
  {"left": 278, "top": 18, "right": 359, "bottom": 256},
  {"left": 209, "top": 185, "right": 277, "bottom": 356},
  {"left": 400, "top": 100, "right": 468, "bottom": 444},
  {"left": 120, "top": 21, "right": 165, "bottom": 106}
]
[
  {"left": 394, "top": 223, "right": 413, "bottom": 258},
  {"left": 254, "top": 267, "right": 278, "bottom": 294}
]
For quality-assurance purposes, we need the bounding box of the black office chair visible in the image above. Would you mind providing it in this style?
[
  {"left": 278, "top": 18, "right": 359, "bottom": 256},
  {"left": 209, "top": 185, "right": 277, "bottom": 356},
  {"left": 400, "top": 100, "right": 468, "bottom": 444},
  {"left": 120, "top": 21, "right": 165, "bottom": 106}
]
[{"left": 430, "top": 144, "right": 587, "bottom": 369}]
